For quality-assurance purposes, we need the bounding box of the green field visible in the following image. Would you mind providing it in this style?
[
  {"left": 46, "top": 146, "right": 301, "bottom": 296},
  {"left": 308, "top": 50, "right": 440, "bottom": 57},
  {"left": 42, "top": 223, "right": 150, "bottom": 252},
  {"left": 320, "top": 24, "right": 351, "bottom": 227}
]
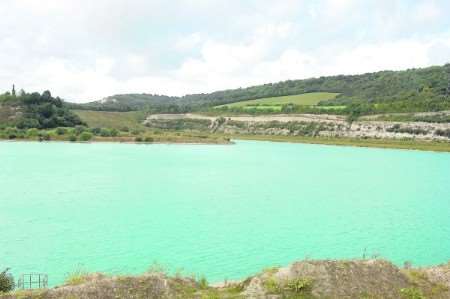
[
  {"left": 73, "top": 110, "right": 146, "bottom": 129},
  {"left": 216, "top": 92, "right": 339, "bottom": 109}
]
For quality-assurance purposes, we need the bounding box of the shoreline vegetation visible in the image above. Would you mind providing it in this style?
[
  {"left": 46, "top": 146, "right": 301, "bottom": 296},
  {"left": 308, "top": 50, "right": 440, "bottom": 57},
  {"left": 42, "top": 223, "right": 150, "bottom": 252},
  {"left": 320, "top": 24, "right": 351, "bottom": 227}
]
[
  {"left": 0, "top": 127, "right": 231, "bottom": 145},
  {"left": 1, "top": 127, "right": 450, "bottom": 152},
  {"left": 230, "top": 134, "right": 450, "bottom": 152},
  {"left": 2, "top": 258, "right": 449, "bottom": 298}
]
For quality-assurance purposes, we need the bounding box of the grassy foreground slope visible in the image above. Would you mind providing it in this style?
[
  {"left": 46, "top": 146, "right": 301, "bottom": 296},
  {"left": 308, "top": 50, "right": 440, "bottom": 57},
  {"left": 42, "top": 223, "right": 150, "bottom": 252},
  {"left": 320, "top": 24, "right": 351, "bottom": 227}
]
[
  {"left": 216, "top": 92, "right": 339, "bottom": 108},
  {"left": 2, "top": 259, "right": 449, "bottom": 298}
]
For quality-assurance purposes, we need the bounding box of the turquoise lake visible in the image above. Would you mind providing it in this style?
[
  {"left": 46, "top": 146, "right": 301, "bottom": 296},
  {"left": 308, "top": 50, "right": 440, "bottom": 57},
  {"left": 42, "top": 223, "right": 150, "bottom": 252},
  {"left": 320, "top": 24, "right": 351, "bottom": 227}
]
[{"left": 1, "top": 140, "right": 450, "bottom": 286}]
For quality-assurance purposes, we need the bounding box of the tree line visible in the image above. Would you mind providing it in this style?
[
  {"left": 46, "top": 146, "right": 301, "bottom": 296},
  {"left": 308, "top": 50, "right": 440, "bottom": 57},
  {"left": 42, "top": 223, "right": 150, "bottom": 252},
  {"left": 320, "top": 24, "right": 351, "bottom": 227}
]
[
  {"left": 0, "top": 89, "right": 84, "bottom": 129},
  {"left": 71, "top": 63, "right": 450, "bottom": 115}
]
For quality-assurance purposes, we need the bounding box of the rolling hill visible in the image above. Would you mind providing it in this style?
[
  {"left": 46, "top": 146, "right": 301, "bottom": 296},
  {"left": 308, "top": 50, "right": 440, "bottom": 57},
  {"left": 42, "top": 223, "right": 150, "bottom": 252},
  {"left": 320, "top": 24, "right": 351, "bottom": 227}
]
[
  {"left": 70, "top": 63, "right": 450, "bottom": 114},
  {"left": 215, "top": 92, "right": 339, "bottom": 109}
]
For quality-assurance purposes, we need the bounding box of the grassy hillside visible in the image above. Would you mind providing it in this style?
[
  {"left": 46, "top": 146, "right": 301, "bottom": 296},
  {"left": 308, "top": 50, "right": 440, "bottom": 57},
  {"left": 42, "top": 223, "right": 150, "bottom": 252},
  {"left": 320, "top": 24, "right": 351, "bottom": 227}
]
[
  {"left": 73, "top": 110, "right": 146, "bottom": 129},
  {"left": 68, "top": 94, "right": 178, "bottom": 112},
  {"left": 0, "top": 105, "right": 14, "bottom": 123},
  {"left": 216, "top": 92, "right": 339, "bottom": 108},
  {"left": 71, "top": 64, "right": 450, "bottom": 115}
]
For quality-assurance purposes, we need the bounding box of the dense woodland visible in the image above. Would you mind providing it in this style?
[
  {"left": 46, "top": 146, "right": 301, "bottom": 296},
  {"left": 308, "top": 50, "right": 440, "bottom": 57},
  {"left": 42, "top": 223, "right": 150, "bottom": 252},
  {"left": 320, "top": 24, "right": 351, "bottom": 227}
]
[
  {"left": 72, "top": 64, "right": 450, "bottom": 115},
  {"left": 0, "top": 89, "right": 84, "bottom": 129}
]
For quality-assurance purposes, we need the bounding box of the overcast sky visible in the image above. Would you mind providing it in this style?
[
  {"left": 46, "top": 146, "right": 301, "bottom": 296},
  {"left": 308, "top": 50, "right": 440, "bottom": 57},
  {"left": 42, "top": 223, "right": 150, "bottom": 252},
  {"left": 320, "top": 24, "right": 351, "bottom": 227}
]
[{"left": 1, "top": 0, "right": 450, "bottom": 102}]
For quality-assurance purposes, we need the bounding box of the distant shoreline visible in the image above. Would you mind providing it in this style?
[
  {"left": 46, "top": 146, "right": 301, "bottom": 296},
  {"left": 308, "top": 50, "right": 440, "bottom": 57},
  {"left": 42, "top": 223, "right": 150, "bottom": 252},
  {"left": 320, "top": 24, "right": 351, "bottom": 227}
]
[
  {"left": 231, "top": 134, "right": 450, "bottom": 153},
  {"left": 1, "top": 135, "right": 449, "bottom": 152}
]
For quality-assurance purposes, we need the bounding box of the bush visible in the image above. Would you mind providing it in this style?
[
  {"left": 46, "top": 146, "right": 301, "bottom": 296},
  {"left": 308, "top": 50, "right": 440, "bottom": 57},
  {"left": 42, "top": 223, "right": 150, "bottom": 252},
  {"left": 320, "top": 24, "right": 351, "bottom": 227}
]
[
  {"left": 144, "top": 136, "right": 154, "bottom": 142},
  {"left": 135, "top": 137, "right": 143, "bottom": 142},
  {"left": 68, "top": 135, "right": 77, "bottom": 142},
  {"left": 55, "top": 127, "right": 67, "bottom": 135},
  {"left": 74, "top": 125, "right": 86, "bottom": 135},
  {"left": 99, "top": 128, "right": 111, "bottom": 137},
  {"left": 90, "top": 127, "right": 102, "bottom": 135},
  {"left": 5, "top": 127, "right": 18, "bottom": 139},
  {"left": 110, "top": 128, "right": 119, "bottom": 137},
  {"left": 64, "top": 267, "right": 90, "bottom": 286},
  {"left": 79, "top": 132, "right": 93, "bottom": 141},
  {"left": 198, "top": 276, "right": 208, "bottom": 289},
  {"left": 26, "top": 128, "right": 39, "bottom": 137},
  {"left": 38, "top": 133, "right": 51, "bottom": 141},
  {"left": 0, "top": 268, "right": 15, "bottom": 293}
]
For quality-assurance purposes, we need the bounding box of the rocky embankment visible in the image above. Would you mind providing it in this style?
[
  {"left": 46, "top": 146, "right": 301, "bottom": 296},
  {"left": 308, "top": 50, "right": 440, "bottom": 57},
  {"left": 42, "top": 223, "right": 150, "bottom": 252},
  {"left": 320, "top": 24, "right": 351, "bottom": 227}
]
[
  {"left": 2, "top": 259, "right": 450, "bottom": 299},
  {"left": 144, "top": 113, "right": 450, "bottom": 141}
]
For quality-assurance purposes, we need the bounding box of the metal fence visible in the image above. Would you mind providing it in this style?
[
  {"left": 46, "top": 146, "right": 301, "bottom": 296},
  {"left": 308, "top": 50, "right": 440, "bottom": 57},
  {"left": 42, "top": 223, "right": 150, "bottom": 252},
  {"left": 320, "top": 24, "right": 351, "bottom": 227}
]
[{"left": 17, "top": 273, "right": 48, "bottom": 289}]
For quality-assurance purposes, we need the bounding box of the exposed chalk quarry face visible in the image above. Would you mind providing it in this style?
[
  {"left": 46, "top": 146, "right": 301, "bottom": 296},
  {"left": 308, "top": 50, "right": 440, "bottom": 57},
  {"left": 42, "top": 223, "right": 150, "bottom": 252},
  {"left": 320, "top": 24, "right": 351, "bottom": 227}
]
[{"left": 144, "top": 113, "right": 450, "bottom": 141}]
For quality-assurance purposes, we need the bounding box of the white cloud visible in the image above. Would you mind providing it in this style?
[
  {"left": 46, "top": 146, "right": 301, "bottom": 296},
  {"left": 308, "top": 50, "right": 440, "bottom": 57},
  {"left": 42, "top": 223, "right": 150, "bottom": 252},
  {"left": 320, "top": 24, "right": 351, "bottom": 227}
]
[
  {"left": 175, "top": 33, "right": 203, "bottom": 51},
  {"left": 1, "top": 0, "right": 450, "bottom": 102},
  {"left": 8, "top": 34, "right": 450, "bottom": 102},
  {"left": 414, "top": 1, "right": 441, "bottom": 22},
  {"left": 325, "top": 0, "right": 356, "bottom": 17},
  {"left": 329, "top": 40, "right": 430, "bottom": 75}
]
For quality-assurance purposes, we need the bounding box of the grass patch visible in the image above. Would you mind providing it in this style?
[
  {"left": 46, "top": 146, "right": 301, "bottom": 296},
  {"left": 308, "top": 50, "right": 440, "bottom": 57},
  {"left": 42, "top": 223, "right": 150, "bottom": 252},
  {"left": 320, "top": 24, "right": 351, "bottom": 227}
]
[
  {"left": 64, "top": 267, "right": 90, "bottom": 286},
  {"left": 315, "top": 105, "right": 347, "bottom": 110},
  {"left": 263, "top": 276, "right": 314, "bottom": 298},
  {"left": 400, "top": 287, "right": 426, "bottom": 299},
  {"left": 73, "top": 110, "right": 146, "bottom": 130},
  {"left": 216, "top": 92, "right": 339, "bottom": 108}
]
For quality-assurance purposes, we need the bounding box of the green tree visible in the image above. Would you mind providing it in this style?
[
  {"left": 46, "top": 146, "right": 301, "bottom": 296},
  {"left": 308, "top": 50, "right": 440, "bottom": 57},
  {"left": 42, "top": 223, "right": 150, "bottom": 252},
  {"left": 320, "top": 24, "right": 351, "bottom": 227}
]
[
  {"left": 79, "top": 132, "right": 93, "bottom": 141},
  {"left": 0, "top": 268, "right": 15, "bottom": 292}
]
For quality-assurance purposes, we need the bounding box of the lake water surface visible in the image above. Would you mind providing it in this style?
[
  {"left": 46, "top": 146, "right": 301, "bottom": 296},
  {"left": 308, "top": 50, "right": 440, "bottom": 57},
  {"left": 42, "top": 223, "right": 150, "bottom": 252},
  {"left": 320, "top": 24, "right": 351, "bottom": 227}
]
[{"left": 1, "top": 140, "right": 449, "bottom": 286}]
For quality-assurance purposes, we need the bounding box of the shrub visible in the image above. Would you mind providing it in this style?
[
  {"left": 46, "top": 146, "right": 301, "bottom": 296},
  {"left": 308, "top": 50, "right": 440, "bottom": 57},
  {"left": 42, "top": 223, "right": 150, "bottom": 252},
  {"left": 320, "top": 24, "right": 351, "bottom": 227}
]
[
  {"left": 286, "top": 277, "right": 313, "bottom": 293},
  {"left": 64, "top": 268, "right": 90, "bottom": 286},
  {"left": 68, "top": 135, "right": 77, "bottom": 142},
  {"left": 144, "top": 136, "right": 154, "bottom": 142},
  {"left": 0, "top": 268, "right": 15, "bottom": 293},
  {"left": 90, "top": 127, "right": 102, "bottom": 135},
  {"left": 26, "top": 128, "right": 39, "bottom": 137},
  {"left": 38, "top": 132, "right": 51, "bottom": 141},
  {"left": 135, "top": 137, "right": 143, "bottom": 142},
  {"left": 74, "top": 125, "right": 86, "bottom": 135},
  {"left": 55, "top": 127, "right": 67, "bottom": 135},
  {"left": 99, "top": 128, "right": 111, "bottom": 137},
  {"left": 110, "top": 128, "right": 119, "bottom": 137},
  {"left": 264, "top": 277, "right": 281, "bottom": 294},
  {"left": 198, "top": 276, "right": 208, "bottom": 289},
  {"left": 79, "top": 132, "right": 93, "bottom": 141},
  {"left": 5, "top": 127, "right": 18, "bottom": 139}
]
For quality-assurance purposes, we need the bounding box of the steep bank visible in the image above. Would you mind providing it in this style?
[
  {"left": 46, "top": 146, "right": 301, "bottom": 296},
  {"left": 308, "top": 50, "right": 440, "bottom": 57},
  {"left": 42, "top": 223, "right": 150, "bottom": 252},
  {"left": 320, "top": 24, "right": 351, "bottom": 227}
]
[
  {"left": 144, "top": 113, "right": 450, "bottom": 141},
  {"left": 2, "top": 259, "right": 449, "bottom": 298},
  {"left": 143, "top": 113, "right": 450, "bottom": 152}
]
